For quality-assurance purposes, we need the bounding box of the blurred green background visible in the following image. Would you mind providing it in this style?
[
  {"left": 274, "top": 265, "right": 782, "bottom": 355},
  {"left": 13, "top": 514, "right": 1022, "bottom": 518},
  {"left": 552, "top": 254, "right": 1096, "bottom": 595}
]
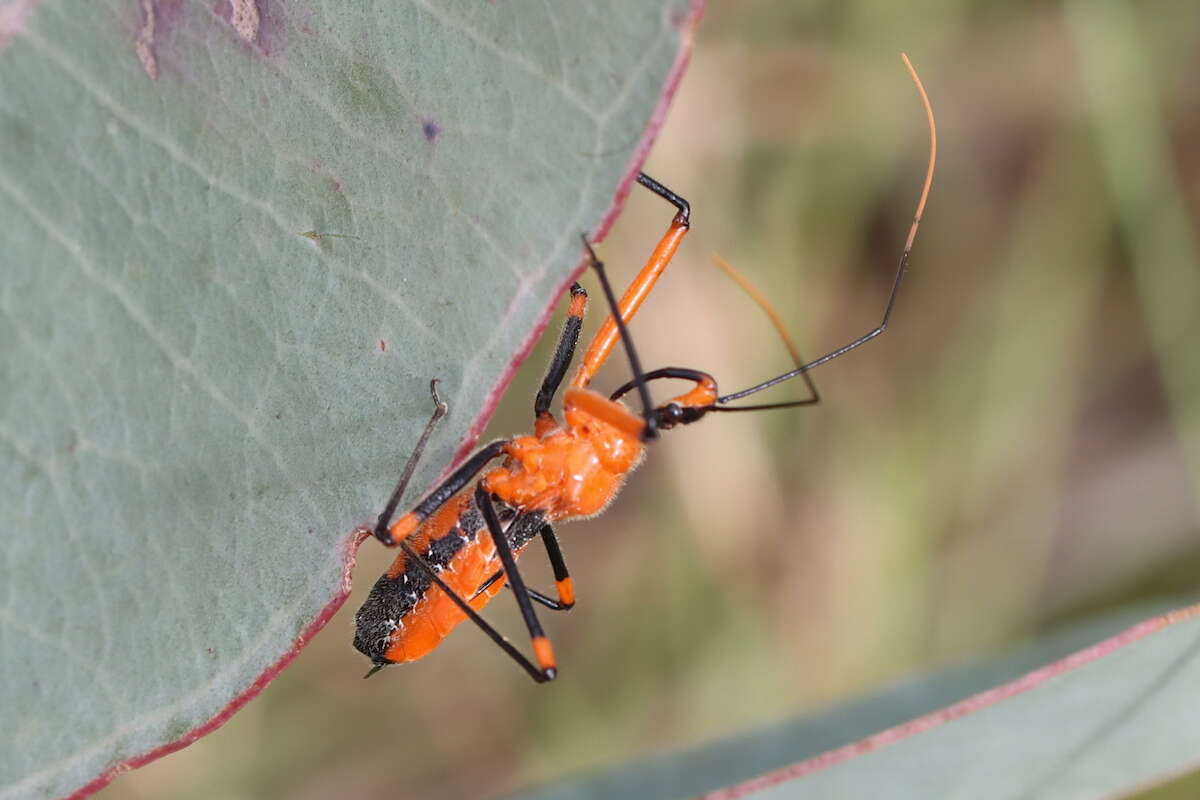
[{"left": 102, "top": 1, "right": 1200, "bottom": 798}]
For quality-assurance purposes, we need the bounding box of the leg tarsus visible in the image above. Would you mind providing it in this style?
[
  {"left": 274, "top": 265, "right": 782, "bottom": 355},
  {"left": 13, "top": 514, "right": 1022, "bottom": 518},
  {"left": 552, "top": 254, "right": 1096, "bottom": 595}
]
[{"left": 638, "top": 172, "right": 690, "bottom": 225}]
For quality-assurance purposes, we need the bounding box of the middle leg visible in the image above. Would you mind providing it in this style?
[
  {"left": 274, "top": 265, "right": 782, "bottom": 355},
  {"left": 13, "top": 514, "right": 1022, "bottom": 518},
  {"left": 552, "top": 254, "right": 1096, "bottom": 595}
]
[{"left": 473, "top": 523, "right": 576, "bottom": 611}]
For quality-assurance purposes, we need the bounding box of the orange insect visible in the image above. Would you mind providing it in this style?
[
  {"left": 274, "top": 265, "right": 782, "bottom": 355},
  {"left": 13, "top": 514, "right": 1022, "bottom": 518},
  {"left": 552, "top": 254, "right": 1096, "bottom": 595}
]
[{"left": 354, "top": 55, "right": 937, "bottom": 682}]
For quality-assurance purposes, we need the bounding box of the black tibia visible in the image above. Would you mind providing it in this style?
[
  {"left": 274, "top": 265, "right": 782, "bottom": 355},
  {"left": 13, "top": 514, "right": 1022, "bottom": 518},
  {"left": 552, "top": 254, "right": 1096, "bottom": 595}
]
[
  {"left": 637, "top": 172, "right": 690, "bottom": 224},
  {"left": 372, "top": 380, "right": 447, "bottom": 544},
  {"left": 408, "top": 440, "right": 509, "bottom": 521},
  {"left": 473, "top": 523, "right": 575, "bottom": 611},
  {"left": 535, "top": 283, "right": 587, "bottom": 420},
  {"left": 375, "top": 439, "right": 510, "bottom": 545},
  {"left": 474, "top": 484, "right": 556, "bottom": 680},
  {"left": 540, "top": 525, "right": 571, "bottom": 595}
]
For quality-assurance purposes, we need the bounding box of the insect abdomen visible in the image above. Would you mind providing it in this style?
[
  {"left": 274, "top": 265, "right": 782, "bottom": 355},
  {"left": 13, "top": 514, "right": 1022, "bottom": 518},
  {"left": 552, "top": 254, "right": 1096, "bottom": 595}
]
[{"left": 353, "top": 491, "right": 544, "bottom": 668}]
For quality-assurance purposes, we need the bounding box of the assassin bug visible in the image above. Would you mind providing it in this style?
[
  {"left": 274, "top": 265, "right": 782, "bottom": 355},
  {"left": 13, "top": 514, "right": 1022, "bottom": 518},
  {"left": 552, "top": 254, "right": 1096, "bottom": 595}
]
[{"left": 354, "top": 55, "right": 937, "bottom": 682}]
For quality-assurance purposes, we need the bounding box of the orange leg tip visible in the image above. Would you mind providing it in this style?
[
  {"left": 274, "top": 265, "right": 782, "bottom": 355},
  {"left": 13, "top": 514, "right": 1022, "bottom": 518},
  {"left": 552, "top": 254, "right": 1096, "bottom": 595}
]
[
  {"left": 531, "top": 635, "right": 557, "bottom": 673},
  {"left": 556, "top": 578, "right": 576, "bottom": 608},
  {"left": 387, "top": 513, "right": 420, "bottom": 544}
]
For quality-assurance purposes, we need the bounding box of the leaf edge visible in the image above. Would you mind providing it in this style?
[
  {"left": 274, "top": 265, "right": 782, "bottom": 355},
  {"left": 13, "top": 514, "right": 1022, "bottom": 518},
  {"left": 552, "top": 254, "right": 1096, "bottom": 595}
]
[{"left": 698, "top": 603, "right": 1200, "bottom": 800}]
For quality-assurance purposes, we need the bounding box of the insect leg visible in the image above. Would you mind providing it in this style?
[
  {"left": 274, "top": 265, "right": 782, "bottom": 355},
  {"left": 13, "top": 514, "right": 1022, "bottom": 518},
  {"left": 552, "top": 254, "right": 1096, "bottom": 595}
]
[
  {"left": 609, "top": 367, "right": 718, "bottom": 404},
  {"left": 473, "top": 578, "right": 568, "bottom": 612},
  {"left": 570, "top": 177, "right": 692, "bottom": 427},
  {"left": 610, "top": 367, "right": 822, "bottom": 415},
  {"left": 534, "top": 284, "right": 588, "bottom": 434},
  {"left": 374, "top": 438, "right": 510, "bottom": 545},
  {"left": 637, "top": 172, "right": 689, "bottom": 223},
  {"left": 538, "top": 524, "right": 575, "bottom": 609},
  {"left": 372, "top": 380, "right": 448, "bottom": 544},
  {"left": 474, "top": 483, "right": 559, "bottom": 678},
  {"left": 577, "top": 237, "right": 661, "bottom": 439},
  {"left": 473, "top": 523, "right": 576, "bottom": 611}
]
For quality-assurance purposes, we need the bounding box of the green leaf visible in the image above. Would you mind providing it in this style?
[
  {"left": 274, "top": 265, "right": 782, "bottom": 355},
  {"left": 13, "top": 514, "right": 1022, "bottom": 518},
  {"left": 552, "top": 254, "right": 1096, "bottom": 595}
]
[
  {"left": 513, "top": 602, "right": 1200, "bottom": 800},
  {"left": 0, "top": 2, "right": 698, "bottom": 798}
]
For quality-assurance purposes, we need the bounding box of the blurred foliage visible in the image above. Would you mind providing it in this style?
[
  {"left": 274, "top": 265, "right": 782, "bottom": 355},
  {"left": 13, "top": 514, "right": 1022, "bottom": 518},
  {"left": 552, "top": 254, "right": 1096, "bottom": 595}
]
[{"left": 103, "top": 1, "right": 1200, "bottom": 798}]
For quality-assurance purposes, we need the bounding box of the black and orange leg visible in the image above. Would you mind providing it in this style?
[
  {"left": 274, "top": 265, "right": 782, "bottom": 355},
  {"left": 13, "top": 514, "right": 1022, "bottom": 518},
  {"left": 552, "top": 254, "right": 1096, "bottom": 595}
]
[
  {"left": 474, "top": 483, "right": 559, "bottom": 679},
  {"left": 473, "top": 523, "right": 576, "bottom": 611},
  {"left": 534, "top": 283, "right": 588, "bottom": 436},
  {"left": 579, "top": 237, "right": 659, "bottom": 439},
  {"left": 538, "top": 524, "right": 575, "bottom": 609},
  {"left": 373, "top": 438, "right": 510, "bottom": 546},
  {"left": 534, "top": 170, "right": 691, "bottom": 435},
  {"left": 570, "top": 175, "right": 693, "bottom": 439}
]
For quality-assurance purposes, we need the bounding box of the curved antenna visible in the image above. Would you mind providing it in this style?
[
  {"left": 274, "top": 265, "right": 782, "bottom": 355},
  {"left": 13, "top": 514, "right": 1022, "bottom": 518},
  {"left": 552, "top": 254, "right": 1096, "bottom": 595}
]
[{"left": 717, "top": 52, "right": 937, "bottom": 405}]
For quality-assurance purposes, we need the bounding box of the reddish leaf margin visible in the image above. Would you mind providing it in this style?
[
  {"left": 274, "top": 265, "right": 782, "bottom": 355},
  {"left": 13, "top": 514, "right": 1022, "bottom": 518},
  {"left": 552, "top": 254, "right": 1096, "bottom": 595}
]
[{"left": 701, "top": 603, "right": 1200, "bottom": 800}]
